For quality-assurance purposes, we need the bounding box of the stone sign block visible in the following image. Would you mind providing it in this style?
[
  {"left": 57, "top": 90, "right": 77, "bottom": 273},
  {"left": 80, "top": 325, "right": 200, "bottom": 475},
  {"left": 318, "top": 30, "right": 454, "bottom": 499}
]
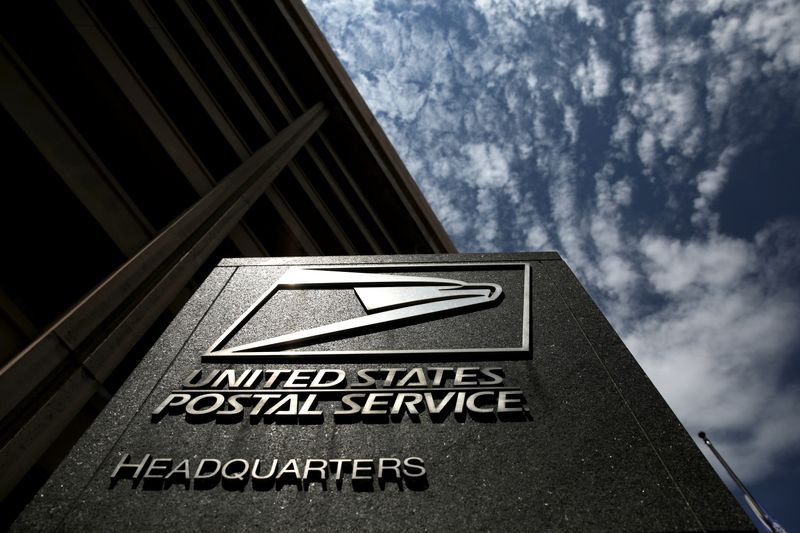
[{"left": 15, "top": 253, "right": 753, "bottom": 532}]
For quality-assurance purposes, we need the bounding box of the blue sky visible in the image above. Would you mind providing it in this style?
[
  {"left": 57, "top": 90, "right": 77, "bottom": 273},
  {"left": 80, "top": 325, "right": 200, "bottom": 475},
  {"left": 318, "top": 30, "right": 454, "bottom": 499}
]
[{"left": 305, "top": 0, "right": 800, "bottom": 529}]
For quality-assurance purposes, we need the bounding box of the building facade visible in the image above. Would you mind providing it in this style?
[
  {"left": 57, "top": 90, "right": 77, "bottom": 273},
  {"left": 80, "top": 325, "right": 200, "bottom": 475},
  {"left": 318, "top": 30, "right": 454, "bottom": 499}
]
[{"left": 0, "top": 0, "right": 455, "bottom": 522}]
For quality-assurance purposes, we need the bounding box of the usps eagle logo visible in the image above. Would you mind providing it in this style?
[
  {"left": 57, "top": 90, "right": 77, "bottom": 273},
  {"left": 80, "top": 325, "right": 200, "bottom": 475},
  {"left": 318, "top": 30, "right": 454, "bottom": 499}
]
[{"left": 204, "top": 264, "right": 529, "bottom": 361}]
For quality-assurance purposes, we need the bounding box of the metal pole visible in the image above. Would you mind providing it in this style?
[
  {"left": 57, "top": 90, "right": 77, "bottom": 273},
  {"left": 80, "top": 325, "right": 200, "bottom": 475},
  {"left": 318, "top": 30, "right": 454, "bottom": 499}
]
[{"left": 699, "top": 431, "right": 784, "bottom": 533}]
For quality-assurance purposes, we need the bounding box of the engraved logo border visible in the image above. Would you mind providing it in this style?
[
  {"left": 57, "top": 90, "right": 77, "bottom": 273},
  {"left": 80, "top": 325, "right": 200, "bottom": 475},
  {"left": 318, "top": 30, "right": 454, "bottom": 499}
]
[{"left": 203, "top": 262, "right": 530, "bottom": 361}]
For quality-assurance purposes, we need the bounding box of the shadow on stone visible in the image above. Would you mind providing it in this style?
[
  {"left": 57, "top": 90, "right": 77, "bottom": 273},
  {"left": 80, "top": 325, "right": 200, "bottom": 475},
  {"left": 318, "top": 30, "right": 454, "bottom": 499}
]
[
  {"left": 406, "top": 476, "right": 429, "bottom": 491},
  {"left": 352, "top": 478, "right": 374, "bottom": 492}
]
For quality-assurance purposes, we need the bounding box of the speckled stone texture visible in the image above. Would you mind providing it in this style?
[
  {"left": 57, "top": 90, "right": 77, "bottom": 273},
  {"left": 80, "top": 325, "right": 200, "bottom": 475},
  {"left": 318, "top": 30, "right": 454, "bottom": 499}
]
[{"left": 14, "top": 253, "right": 754, "bottom": 532}]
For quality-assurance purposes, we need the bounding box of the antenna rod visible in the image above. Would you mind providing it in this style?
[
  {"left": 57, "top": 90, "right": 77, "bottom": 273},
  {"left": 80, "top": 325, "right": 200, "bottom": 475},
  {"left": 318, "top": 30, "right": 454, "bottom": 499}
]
[{"left": 698, "top": 431, "right": 786, "bottom": 533}]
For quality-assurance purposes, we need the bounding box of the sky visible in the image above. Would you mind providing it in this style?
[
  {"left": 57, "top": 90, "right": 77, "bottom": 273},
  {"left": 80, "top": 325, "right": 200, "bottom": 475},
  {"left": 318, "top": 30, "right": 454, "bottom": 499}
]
[{"left": 305, "top": 0, "right": 800, "bottom": 529}]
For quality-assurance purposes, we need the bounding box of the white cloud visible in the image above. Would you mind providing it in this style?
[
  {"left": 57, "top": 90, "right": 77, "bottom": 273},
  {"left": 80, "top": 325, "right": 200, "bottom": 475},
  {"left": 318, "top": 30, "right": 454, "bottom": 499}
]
[
  {"left": 632, "top": 8, "right": 662, "bottom": 74},
  {"left": 571, "top": 0, "right": 606, "bottom": 28},
  {"left": 525, "top": 224, "right": 550, "bottom": 249},
  {"left": 417, "top": 181, "right": 470, "bottom": 239},
  {"left": 610, "top": 114, "right": 634, "bottom": 155},
  {"left": 563, "top": 105, "right": 579, "bottom": 145},
  {"left": 637, "top": 130, "right": 657, "bottom": 169},
  {"left": 460, "top": 143, "right": 512, "bottom": 189},
  {"left": 692, "top": 146, "right": 739, "bottom": 229},
  {"left": 703, "top": 0, "right": 800, "bottom": 125},
  {"left": 573, "top": 44, "right": 612, "bottom": 105},
  {"left": 612, "top": 178, "right": 632, "bottom": 206},
  {"left": 627, "top": 223, "right": 800, "bottom": 480},
  {"left": 738, "top": 0, "right": 800, "bottom": 72},
  {"left": 630, "top": 79, "right": 702, "bottom": 170},
  {"left": 639, "top": 233, "right": 755, "bottom": 295},
  {"left": 474, "top": 0, "right": 605, "bottom": 29}
]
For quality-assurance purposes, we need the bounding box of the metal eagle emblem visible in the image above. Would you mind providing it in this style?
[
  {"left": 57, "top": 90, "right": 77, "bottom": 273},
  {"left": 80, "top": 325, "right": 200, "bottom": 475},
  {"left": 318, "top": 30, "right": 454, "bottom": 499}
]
[{"left": 205, "top": 267, "right": 503, "bottom": 359}]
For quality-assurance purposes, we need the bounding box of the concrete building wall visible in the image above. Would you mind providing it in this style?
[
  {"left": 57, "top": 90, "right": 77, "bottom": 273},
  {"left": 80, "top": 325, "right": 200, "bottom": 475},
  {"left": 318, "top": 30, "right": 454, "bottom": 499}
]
[{"left": 0, "top": 1, "right": 454, "bottom": 523}]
